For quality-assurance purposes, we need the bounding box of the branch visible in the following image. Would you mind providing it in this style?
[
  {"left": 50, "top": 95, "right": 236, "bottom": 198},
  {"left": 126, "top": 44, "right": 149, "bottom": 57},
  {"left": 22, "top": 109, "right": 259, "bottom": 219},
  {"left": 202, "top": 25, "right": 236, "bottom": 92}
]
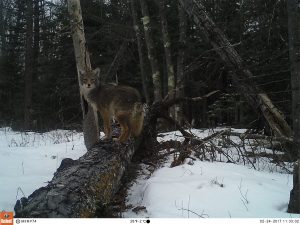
[
  {"left": 159, "top": 113, "right": 193, "bottom": 143},
  {"left": 104, "top": 40, "right": 129, "bottom": 82},
  {"left": 161, "top": 90, "right": 220, "bottom": 109}
]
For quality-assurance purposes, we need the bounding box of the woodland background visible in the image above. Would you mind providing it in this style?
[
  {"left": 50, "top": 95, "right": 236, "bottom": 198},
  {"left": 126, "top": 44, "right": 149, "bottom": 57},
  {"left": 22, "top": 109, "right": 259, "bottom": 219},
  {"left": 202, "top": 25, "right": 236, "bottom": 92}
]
[{"left": 0, "top": 0, "right": 292, "bottom": 132}]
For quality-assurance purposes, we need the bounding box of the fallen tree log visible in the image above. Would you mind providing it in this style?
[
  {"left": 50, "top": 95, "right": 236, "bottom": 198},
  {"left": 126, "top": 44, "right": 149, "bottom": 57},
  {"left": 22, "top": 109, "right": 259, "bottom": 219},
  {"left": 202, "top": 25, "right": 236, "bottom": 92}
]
[
  {"left": 14, "top": 139, "right": 136, "bottom": 218},
  {"left": 13, "top": 89, "right": 221, "bottom": 218}
]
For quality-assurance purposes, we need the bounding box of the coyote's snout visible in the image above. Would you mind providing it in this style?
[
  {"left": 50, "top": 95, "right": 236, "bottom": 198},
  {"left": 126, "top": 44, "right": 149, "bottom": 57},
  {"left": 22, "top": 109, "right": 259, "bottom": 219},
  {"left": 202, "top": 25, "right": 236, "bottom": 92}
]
[{"left": 79, "top": 68, "right": 144, "bottom": 143}]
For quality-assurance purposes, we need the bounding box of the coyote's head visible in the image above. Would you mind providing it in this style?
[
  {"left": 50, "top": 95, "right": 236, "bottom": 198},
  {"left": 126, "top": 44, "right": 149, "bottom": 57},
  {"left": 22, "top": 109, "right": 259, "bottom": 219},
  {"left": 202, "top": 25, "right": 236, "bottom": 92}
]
[{"left": 79, "top": 67, "right": 100, "bottom": 89}]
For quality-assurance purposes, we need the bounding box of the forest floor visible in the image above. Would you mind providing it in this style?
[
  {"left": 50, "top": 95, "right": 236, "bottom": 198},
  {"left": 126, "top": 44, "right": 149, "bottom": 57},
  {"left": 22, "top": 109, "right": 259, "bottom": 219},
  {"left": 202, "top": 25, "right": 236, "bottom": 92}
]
[{"left": 0, "top": 127, "right": 298, "bottom": 218}]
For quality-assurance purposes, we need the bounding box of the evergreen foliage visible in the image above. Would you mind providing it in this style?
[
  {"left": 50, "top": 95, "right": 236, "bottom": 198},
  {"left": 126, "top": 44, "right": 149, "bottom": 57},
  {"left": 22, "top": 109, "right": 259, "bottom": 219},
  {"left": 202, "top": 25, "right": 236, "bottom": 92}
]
[{"left": 0, "top": 0, "right": 292, "bottom": 131}]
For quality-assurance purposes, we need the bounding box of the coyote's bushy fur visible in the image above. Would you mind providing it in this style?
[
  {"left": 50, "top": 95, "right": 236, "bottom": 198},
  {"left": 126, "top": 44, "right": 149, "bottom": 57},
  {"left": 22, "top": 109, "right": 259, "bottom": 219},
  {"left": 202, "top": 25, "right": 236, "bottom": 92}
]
[{"left": 79, "top": 68, "right": 144, "bottom": 143}]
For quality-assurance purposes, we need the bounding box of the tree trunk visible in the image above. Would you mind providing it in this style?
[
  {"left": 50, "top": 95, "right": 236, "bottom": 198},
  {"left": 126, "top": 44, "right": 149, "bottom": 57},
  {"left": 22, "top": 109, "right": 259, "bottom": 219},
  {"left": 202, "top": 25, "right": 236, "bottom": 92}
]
[
  {"left": 157, "top": 0, "right": 176, "bottom": 117},
  {"left": 24, "top": 0, "right": 34, "bottom": 130},
  {"left": 14, "top": 139, "right": 136, "bottom": 218},
  {"left": 30, "top": 0, "right": 40, "bottom": 129},
  {"left": 175, "top": 2, "right": 187, "bottom": 125},
  {"left": 0, "top": 0, "right": 4, "bottom": 56},
  {"left": 157, "top": 0, "right": 175, "bottom": 95},
  {"left": 67, "top": 0, "right": 99, "bottom": 149},
  {"left": 287, "top": 0, "right": 300, "bottom": 214},
  {"left": 130, "top": 0, "right": 151, "bottom": 104},
  {"left": 140, "top": 0, "right": 162, "bottom": 102},
  {"left": 179, "top": 0, "right": 292, "bottom": 138},
  {"left": 33, "top": 0, "right": 40, "bottom": 66}
]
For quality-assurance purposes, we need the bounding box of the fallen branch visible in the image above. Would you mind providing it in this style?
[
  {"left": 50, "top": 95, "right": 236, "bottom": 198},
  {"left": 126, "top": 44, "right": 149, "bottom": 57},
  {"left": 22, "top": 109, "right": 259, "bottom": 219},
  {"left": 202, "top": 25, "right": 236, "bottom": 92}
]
[
  {"left": 221, "top": 130, "right": 293, "bottom": 143},
  {"left": 161, "top": 90, "right": 220, "bottom": 109},
  {"left": 170, "top": 145, "right": 192, "bottom": 167},
  {"left": 159, "top": 113, "right": 193, "bottom": 144}
]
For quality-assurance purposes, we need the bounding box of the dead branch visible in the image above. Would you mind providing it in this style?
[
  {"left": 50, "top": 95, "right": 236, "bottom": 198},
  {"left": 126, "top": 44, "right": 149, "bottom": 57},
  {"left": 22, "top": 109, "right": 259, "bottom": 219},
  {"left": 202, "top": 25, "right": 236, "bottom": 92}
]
[
  {"left": 222, "top": 130, "right": 293, "bottom": 143},
  {"left": 104, "top": 40, "right": 129, "bottom": 82},
  {"left": 170, "top": 145, "right": 192, "bottom": 167},
  {"left": 161, "top": 90, "right": 220, "bottom": 109},
  {"left": 159, "top": 113, "right": 193, "bottom": 143}
]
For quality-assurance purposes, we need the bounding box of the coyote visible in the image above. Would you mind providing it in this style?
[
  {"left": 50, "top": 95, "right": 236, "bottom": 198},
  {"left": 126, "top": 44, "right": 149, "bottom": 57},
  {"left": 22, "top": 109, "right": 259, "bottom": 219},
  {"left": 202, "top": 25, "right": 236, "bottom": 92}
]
[{"left": 79, "top": 68, "right": 144, "bottom": 143}]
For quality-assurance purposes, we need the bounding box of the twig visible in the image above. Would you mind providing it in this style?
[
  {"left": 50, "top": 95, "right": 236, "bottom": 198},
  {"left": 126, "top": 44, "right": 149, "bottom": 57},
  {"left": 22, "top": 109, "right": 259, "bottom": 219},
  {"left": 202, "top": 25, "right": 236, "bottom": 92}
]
[
  {"left": 238, "top": 179, "right": 249, "bottom": 211},
  {"left": 16, "top": 187, "right": 26, "bottom": 200},
  {"left": 175, "top": 200, "right": 209, "bottom": 218}
]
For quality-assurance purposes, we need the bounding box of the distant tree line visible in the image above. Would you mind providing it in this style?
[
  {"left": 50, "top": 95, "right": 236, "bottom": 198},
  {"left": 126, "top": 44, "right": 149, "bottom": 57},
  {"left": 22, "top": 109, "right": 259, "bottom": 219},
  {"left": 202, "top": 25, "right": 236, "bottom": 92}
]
[{"left": 0, "top": 0, "right": 292, "bottom": 132}]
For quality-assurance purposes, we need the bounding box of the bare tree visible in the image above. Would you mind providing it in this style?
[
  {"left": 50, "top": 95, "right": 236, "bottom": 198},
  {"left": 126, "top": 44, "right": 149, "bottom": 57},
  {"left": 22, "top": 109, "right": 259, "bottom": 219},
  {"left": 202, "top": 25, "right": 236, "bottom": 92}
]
[
  {"left": 175, "top": 2, "right": 187, "bottom": 125},
  {"left": 157, "top": 0, "right": 176, "bottom": 117},
  {"left": 67, "top": 0, "right": 99, "bottom": 149},
  {"left": 287, "top": 0, "right": 300, "bottom": 214},
  {"left": 24, "top": 0, "right": 34, "bottom": 130},
  {"left": 157, "top": 0, "right": 175, "bottom": 94},
  {"left": 33, "top": 0, "right": 40, "bottom": 67},
  {"left": 130, "top": 0, "right": 151, "bottom": 104},
  {"left": 0, "top": 0, "right": 4, "bottom": 55},
  {"left": 140, "top": 0, "right": 162, "bottom": 102}
]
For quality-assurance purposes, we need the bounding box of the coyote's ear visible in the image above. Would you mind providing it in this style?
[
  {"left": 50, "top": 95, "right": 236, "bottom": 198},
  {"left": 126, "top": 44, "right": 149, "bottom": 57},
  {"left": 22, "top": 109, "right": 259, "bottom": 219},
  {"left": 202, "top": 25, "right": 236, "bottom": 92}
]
[
  {"left": 93, "top": 67, "right": 100, "bottom": 78},
  {"left": 79, "top": 69, "right": 85, "bottom": 77}
]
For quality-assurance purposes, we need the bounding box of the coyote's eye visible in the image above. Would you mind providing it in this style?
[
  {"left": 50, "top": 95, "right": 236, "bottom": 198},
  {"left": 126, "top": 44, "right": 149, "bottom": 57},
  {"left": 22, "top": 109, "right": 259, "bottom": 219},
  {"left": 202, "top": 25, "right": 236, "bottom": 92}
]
[
  {"left": 91, "top": 79, "right": 95, "bottom": 83},
  {"left": 83, "top": 79, "right": 87, "bottom": 83}
]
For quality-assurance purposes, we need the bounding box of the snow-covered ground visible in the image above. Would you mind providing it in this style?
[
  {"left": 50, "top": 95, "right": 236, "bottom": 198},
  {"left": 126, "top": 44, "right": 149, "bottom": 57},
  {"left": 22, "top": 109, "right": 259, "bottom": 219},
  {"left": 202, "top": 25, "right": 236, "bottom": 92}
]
[
  {"left": 126, "top": 128, "right": 297, "bottom": 218},
  {"left": 0, "top": 127, "right": 298, "bottom": 218},
  {"left": 124, "top": 160, "right": 293, "bottom": 218},
  {"left": 0, "top": 127, "right": 86, "bottom": 211}
]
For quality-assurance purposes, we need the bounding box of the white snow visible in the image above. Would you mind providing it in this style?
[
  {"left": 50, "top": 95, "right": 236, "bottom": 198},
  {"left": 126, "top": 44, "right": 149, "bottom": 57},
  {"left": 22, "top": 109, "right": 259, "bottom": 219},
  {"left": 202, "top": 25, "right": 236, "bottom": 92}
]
[
  {"left": 0, "top": 127, "right": 87, "bottom": 211},
  {"left": 0, "top": 127, "right": 298, "bottom": 218},
  {"left": 124, "top": 160, "right": 294, "bottom": 218}
]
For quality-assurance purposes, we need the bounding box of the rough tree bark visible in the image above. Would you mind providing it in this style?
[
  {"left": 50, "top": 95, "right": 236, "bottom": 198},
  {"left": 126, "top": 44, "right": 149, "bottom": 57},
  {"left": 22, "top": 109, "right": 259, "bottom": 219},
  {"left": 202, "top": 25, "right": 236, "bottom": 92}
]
[
  {"left": 24, "top": 0, "right": 34, "bottom": 130},
  {"left": 179, "top": 0, "right": 292, "bottom": 138},
  {"left": 287, "top": 0, "right": 300, "bottom": 214},
  {"left": 68, "top": 0, "right": 99, "bottom": 149},
  {"left": 14, "top": 140, "right": 136, "bottom": 217},
  {"left": 130, "top": 0, "right": 151, "bottom": 104},
  {"left": 140, "top": 0, "right": 162, "bottom": 102}
]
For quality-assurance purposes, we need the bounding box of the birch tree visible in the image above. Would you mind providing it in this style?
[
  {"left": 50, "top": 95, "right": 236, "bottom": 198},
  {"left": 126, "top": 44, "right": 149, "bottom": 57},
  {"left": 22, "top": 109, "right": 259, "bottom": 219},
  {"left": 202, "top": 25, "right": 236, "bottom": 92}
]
[
  {"left": 67, "top": 0, "right": 99, "bottom": 149},
  {"left": 130, "top": 0, "right": 150, "bottom": 104},
  {"left": 140, "top": 0, "right": 162, "bottom": 102}
]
